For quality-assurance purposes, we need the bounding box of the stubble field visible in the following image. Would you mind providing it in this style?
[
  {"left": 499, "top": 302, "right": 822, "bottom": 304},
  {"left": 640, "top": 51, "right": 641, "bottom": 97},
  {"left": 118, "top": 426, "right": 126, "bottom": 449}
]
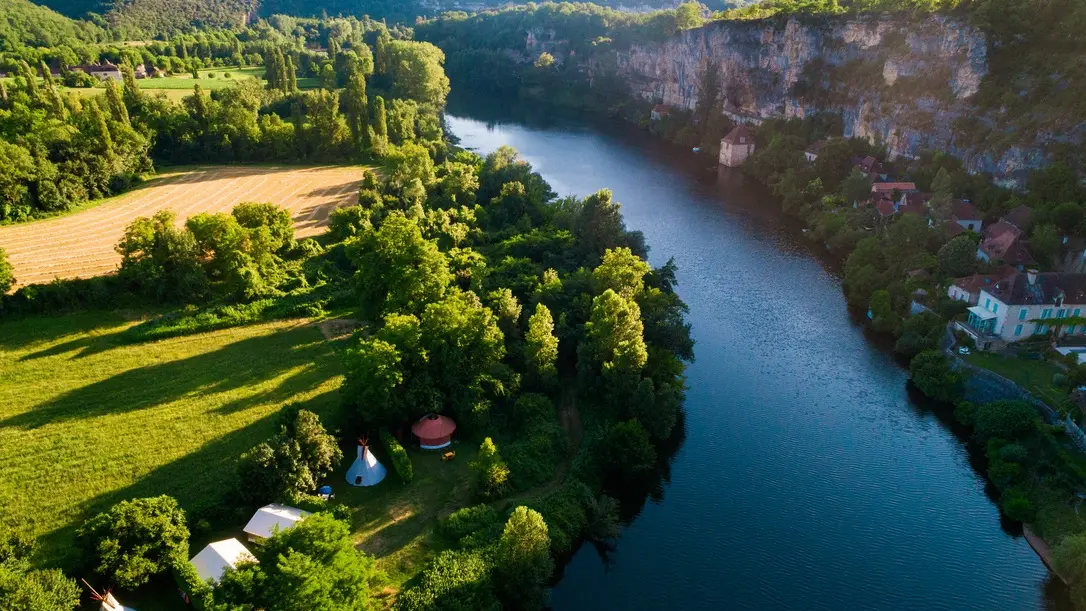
[{"left": 0, "top": 165, "right": 363, "bottom": 288}]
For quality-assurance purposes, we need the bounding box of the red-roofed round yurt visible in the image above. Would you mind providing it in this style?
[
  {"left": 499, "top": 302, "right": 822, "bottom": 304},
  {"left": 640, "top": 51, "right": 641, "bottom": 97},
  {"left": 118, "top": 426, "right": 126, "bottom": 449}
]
[{"left": 412, "top": 414, "right": 456, "bottom": 449}]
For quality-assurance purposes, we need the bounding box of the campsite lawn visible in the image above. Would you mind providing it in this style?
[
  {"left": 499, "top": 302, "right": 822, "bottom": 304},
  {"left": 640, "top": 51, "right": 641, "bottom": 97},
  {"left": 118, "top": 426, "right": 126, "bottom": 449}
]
[
  {"left": 340, "top": 444, "right": 478, "bottom": 592},
  {"left": 0, "top": 310, "right": 344, "bottom": 569}
]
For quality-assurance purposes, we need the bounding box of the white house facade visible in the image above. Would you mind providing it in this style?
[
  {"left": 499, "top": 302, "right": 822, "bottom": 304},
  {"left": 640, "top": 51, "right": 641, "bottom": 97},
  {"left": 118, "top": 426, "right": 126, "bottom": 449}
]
[{"left": 962, "top": 271, "right": 1086, "bottom": 348}]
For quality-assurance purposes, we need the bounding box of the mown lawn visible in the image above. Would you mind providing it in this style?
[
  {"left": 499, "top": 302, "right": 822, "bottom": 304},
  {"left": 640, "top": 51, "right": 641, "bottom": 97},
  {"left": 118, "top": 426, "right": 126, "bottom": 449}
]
[
  {"left": 0, "top": 310, "right": 344, "bottom": 568},
  {"left": 340, "top": 443, "right": 478, "bottom": 593},
  {"left": 965, "top": 352, "right": 1067, "bottom": 406}
]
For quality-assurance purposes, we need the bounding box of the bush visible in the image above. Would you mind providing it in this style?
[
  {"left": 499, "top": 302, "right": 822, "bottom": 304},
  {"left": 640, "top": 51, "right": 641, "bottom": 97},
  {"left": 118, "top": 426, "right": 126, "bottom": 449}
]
[
  {"left": 505, "top": 421, "right": 566, "bottom": 490},
  {"left": 381, "top": 428, "right": 414, "bottom": 483},
  {"left": 1000, "top": 487, "right": 1036, "bottom": 522},
  {"left": 953, "top": 401, "right": 976, "bottom": 426},
  {"left": 224, "top": 72, "right": 232, "bottom": 78},
  {"left": 470, "top": 438, "right": 510, "bottom": 500},
  {"left": 0, "top": 247, "right": 13, "bottom": 293},
  {"left": 395, "top": 549, "right": 499, "bottom": 611},
  {"left": 440, "top": 504, "right": 502, "bottom": 548},
  {"left": 76, "top": 495, "right": 190, "bottom": 589},
  {"left": 909, "top": 350, "right": 965, "bottom": 404},
  {"left": 973, "top": 400, "right": 1038, "bottom": 442},
  {"left": 172, "top": 558, "right": 214, "bottom": 609}
]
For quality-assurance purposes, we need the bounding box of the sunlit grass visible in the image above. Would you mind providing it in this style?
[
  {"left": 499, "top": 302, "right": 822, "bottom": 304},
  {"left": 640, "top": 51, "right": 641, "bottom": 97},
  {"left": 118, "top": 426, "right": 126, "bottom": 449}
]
[{"left": 0, "top": 311, "right": 343, "bottom": 568}]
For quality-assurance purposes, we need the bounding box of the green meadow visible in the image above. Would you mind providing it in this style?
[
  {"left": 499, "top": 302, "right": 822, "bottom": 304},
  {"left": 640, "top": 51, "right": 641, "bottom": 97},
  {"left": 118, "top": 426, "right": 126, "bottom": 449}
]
[{"left": 0, "top": 311, "right": 344, "bottom": 568}]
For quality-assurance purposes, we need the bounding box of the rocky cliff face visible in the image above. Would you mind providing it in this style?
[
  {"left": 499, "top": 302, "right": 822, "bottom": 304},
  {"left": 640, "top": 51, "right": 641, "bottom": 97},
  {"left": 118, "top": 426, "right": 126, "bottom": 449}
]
[{"left": 608, "top": 15, "right": 1044, "bottom": 185}]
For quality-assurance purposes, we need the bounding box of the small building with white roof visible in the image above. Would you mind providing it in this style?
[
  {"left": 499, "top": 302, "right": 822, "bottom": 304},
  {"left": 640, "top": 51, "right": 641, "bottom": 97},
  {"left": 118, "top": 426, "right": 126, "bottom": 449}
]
[{"left": 243, "top": 503, "right": 311, "bottom": 542}]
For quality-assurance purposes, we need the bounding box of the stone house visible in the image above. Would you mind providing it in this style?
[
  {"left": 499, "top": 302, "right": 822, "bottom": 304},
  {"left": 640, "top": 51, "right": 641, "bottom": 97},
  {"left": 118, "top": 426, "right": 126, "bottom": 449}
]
[{"left": 718, "top": 125, "right": 756, "bottom": 167}]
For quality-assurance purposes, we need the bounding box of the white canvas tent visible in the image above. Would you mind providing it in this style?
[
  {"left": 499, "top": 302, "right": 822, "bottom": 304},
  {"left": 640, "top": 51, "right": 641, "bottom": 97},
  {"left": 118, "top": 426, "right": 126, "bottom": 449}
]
[
  {"left": 189, "top": 538, "right": 257, "bottom": 584},
  {"left": 99, "top": 592, "right": 136, "bottom": 611},
  {"left": 82, "top": 579, "right": 135, "bottom": 611},
  {"left": 243, "top": 503, "right": 311, "bottom": 541},
  {"left": 346, "top": 441, "right": 386, "bottom": 487}
]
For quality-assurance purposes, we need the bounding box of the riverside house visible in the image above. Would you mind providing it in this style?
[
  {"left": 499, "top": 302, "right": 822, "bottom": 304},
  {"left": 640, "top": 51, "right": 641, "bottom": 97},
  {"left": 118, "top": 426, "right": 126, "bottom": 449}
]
[{"left": 955, "top": 269, "right": 1086, "bottom": 350}]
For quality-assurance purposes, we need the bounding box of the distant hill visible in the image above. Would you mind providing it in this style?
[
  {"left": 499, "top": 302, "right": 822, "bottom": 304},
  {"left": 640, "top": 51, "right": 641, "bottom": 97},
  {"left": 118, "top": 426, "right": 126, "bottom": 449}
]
[
  {"left": 0, "top": 0, "right": 106, "bottom": 46},
  {"left": 20, "top": 0, "right": 749, "bottom": 39}
]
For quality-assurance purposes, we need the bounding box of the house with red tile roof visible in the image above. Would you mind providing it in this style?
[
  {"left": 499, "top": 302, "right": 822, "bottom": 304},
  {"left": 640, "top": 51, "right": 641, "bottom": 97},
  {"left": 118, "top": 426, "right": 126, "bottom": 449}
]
[
  {"left": 650, "top": 104, "right": 671, "bottom": 121},
  {"left": 872, "top": 182, "right": 918, "bottom": 198},
  {"left": 852, "top": 156, "right": 888, "bottom": 180},
  {"left": 977, "top": 220, "right": 1035, "bottom": 268},
  {"left": 1003, "top": 204, "right": 1033, "bottom": 231},
  {"left": 948, "top": 268, "right": 1016, "bottom": 305}
]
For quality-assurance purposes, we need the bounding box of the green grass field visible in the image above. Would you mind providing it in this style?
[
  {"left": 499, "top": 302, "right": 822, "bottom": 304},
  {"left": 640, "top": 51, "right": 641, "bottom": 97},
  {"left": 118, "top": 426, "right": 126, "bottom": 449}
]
[
  {"left": 3, "top": 66, "right": 320, "bottom": 103},
  {"left": 0, "top": 311, "right": 344, "bottom": 568},
  {"left": 965, "top": 352, "right": 1067, "bottom": 406}
]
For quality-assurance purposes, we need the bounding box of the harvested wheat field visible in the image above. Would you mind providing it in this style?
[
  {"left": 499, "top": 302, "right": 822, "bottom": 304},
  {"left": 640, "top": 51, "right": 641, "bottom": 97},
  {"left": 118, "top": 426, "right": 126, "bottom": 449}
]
[{"left": 0, "top": 165, "right": 364, "bottom": 288}]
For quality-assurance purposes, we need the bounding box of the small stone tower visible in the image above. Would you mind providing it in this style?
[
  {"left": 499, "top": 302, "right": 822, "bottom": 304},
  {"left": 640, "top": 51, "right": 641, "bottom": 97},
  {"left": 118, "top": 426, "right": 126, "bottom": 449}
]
[{"left": 719, "top": 125, "right": 756, "bottom": 167}]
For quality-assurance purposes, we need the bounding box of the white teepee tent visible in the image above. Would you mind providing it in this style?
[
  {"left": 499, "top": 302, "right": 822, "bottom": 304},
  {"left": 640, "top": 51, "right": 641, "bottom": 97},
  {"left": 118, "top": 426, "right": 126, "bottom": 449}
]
[{"left": 346, "top": 440, "right": 386, "bottom": 487}]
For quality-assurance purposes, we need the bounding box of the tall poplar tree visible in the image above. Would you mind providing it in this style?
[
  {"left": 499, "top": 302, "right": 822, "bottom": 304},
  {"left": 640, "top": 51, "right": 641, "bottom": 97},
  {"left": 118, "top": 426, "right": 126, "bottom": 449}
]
[
  {"left": 343, "top": 68, "right": 369, "bottom": 149},
  {"left": 373, "top": 95, "right": 387, "bottom": 139}
]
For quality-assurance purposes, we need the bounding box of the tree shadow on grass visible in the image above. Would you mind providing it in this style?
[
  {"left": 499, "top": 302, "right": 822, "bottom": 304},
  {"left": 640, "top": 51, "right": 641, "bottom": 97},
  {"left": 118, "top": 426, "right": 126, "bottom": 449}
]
[
  {"left": 0, "top": 327, "right": 335, "bottom": 430},
  {"left": 35, "top": 387, "right": 343, "bottom": 570},
  {"left": 0, "top": 310, "right": 129, "bottom": 353}
]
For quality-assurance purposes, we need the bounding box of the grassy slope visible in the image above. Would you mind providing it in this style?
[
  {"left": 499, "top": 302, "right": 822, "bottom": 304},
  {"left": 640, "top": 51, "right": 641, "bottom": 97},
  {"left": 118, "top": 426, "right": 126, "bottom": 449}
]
[
  {"left": 964, "top": 352, "right": 1066, "bottom": 407},
  {"left": 0, "top": 310, "right": 344, "bottom": 567}
]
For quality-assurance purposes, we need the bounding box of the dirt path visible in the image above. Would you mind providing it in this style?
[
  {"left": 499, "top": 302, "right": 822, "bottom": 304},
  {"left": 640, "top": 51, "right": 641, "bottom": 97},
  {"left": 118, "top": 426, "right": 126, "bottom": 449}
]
[
  {"left": 317, "top": 318, "right": 361, "bottom": 340},
  {"left": 0, "top": 165, "right": 364, "bottom": 289}
]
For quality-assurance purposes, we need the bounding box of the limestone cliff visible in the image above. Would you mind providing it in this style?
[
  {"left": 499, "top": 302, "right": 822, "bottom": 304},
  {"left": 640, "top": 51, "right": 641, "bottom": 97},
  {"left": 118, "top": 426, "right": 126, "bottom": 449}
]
[{"left": 604, "top": 15, "right": 1050, "bottom": 185}]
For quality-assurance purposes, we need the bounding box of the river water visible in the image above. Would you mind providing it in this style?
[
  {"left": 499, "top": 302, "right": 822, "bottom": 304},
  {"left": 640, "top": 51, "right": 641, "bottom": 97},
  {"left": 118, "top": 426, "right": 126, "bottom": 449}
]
[{"left": 446, "top": 107, "right": 1063, "bottom": 611}]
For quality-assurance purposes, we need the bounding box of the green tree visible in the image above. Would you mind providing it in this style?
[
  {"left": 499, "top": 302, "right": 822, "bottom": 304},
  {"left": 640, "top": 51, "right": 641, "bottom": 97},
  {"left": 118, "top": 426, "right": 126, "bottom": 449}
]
[
  {"left": 583, "top": 289, "right": 648, "bottom": 381},
  {"left": 116, "top": 210, "right": 206, "bottom": 301},
  {"left": 597, "top": 418, "right": 656, "bottom": 481},
  {"left": 373, "top": 95, "right": 388, "bottom": 139},
  {"left": 909, "top": 350, "right": 966, "bottom": 404},
  {"left": 1055, "top": 533, "right": 1086, "bottom": 585},
  {"left": 343, "top": 68, "right": 369, "bottom": 149},
  {"left": 105, "top": 78, "right": 130, "bottom": 125},
  {"left": 494, "top": 507, "right": 553, "bottom": 610},
  {"left": 841, "top": 168, "right": 873, "bottom": 205},
  {"left": 320, "top": 62, "right": 337, "bottom": 91},
  {"left": 1030, "top": 223, "right": 1061, "bottom": 268},
  {"left": 216, "top": 513, "right": 377, "bottom": 610},
  {"left": 593, "top": 247, "right": 651, "bottom": 298},
  {"left": 0, "top": 248, "right": 14, "bottom": 293},
  {"left": 675, "top": 1, "right": 704, "bottom": 29},
  {"left": 0, "top": 525, "right": 79, "bottom": 611},
  {"left": 525, "top": 303, "right": 559, "bottom": 385},
  {"left": 470, "top": 437, "right": 510, "bottom": 500},
  {"left": 868, "top": 289, "right": 898, "bottom": 333},
  {"left": 937, "top": 234, "right": 978, "bottom": 277},
  {"left": 76, "top": 495, "right": 189, "bottom": 589},
  {"left": 237, "top": 408, "right": 343, "bottom": 503},
  {"left": 350, "top": 212, "right": 452, "bottom": 319},
  {"left": 285, "top": 55, "right": 298, "bottom": 93},
  {"left": 1052, "top": 202, "right": 1084, "bottom": 235}
]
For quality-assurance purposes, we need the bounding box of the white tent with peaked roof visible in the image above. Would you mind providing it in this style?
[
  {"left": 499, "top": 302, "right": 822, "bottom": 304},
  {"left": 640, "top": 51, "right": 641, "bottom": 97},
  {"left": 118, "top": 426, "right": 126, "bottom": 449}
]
[
  {"left": 82, "top": 579, "right": 136, "bottom": 611},
  {"left": 346, "top": 440, "right": 386, "bottom": 487},
  {"left": 189, "top": 538, "right": 257, "bottom": 584},
  {"left": 243, "top": 503, "right": 311, "bottom": 541},
  {"left": 99, "top": 592, "right": 136, "bottom": 611}
]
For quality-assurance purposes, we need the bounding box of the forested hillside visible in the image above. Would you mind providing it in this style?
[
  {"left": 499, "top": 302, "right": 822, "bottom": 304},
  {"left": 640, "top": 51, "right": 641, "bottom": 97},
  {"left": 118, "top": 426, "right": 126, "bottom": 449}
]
[{"left": 0, "top": 0, "right": 107, "bottom": 46}]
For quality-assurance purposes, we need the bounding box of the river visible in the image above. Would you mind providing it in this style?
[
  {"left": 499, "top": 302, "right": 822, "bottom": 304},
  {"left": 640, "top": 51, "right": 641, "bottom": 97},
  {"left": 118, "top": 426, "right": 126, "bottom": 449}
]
[{"left": 445, "top": 106, "right": 1065, "bottom": 611}]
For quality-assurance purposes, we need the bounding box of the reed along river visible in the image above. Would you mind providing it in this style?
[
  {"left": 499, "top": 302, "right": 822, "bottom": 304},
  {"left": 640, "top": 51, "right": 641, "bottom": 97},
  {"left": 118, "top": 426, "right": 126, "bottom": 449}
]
[{"left": 446, "top": 102, "right": 1064, "bottom": 611}]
